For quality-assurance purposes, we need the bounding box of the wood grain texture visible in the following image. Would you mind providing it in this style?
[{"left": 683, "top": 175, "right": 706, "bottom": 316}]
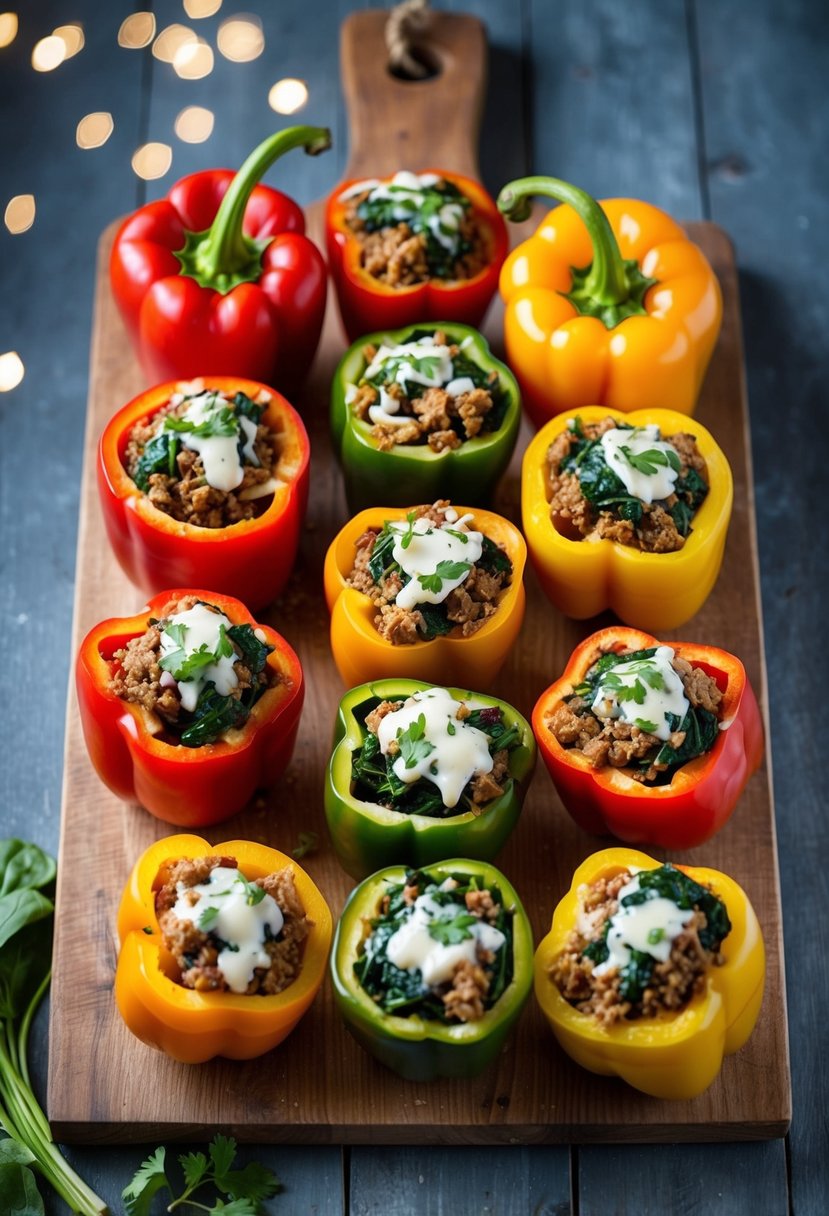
[
  {"left": 340, "top": 10, "right": 486, "bottom": 179},
  {"left": 47, "top": 214, "right": 790, "bottom": 1146}
]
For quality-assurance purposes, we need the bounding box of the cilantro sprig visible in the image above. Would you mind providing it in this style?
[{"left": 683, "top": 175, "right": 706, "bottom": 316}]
[
  {"left": 123, "top": 1134, "right": 281, "bottom": 1216},
  {"left": 427, "top": 912, "right": 478, "bottom": 946},
  {"left": 396, "top": 713, "right": 435, "bottom": 770},
  {"left": 417, "top": 559, "right": 471, "bottom": 594},
  {"left": 159, "top": 620, "right": 235, "bottom": 682}
]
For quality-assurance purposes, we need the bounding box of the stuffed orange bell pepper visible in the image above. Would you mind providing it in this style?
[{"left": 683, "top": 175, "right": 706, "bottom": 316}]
[
  {"left": 534, "top": 847, "right": 765, "bottom": 1099},
  {"left": 498, "top": 176, "right": 722, "bottom": 429},
  {"left": 76, "top": 590, "right": 303, "bottom": 826},
  {"left": 522, "top": 406, "right": 733, "bottom": 631},
  {"left": 116, "top": 834, "right": 332, "bottom": 1062},
  {"left": 98, "top": 376, "right": 309, "bottom": 611},
  {"left": 533, "top": 626, "right": 764, "bottom": 850},
  {"left": 323, "top": 500, "right": 526, "bottom": 688},
  {"left": 326, "top": 169, "right": 508, "bottom": 341}
]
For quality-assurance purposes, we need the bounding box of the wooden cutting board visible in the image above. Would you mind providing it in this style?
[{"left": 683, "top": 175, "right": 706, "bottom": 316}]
[{"left": 48, "top": 10, "right": 790, "bottom": 1144}]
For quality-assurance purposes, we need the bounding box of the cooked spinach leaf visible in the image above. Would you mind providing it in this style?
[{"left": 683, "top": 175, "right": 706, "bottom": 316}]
[{"left": 133, "top": 431, "right": 179, "bottom": 491}]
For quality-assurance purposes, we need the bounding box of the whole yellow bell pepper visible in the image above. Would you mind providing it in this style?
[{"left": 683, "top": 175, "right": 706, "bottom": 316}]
[
  {"left": 323, "top": 505, "right": 526, "bottom": 688},
  {"left": 534, "top": 847, "right": 765, "bottom": 1100},
  {"left": 522, "top": 405, "right": 733, "bottom": 631},
  {"left": 115, "top": 834, "right": 333, "bottom": 1063},
  {"left": 498, "top": 176, "right": 722, "bottom": 428}
]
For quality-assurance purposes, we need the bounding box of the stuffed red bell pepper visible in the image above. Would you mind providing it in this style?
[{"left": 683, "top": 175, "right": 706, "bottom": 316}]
[
  {"left": 325, "top": 169, "right": 508, "bottom": 341},
  {"left": 110, "top": 126, "right": 330, "bottom": 392},
  {"left": 76, "top": 590, "right": 303, "bottom": 826},
  {"left": 98, "top": 376, "right": 309, "bottom": 610},
  {"left": 532, "top": 627, "right": 763, "bottom": 850}
]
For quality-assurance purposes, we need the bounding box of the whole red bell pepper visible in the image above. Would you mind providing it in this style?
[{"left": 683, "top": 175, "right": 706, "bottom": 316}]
[
  {"left": 97, "top": 375, "right": 309, "bottom": 611},
  {"left": 532, "top": 626, "right": 764, "bottom": 850},
  {"left": 76, "top": 589, "right": 304, "bottom": 826},
  {"left": 325, "top": 169, "right": 508, "bottom": 342},
  {"left": 110, "top": 126, "right": 330, "bottom": 393}
]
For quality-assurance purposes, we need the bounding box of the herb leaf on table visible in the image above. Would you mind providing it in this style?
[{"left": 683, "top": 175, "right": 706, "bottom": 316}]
[{"left": 123, "top": 1134, "right": 281, "bottom": 1214}]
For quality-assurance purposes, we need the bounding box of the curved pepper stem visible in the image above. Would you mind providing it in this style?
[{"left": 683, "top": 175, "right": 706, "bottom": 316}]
[
  {"left": 180, "top": 125, "right": 331, "bottom": 294},
  {"left": 497, "top": 175, "right": 655, "bottom": 328}
]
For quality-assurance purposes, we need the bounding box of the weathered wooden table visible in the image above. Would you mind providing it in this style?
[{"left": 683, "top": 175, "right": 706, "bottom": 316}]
[{"left": 1, "top": 1, "right": 824, "bottom": 1212}]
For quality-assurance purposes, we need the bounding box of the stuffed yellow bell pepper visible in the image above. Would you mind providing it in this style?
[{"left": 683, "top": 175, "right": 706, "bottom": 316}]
[
  {"left": 522, "top": 406, "right": 732, "bottom": 631},
  {"left": 323, "top": 501, "right": 526, "bottom": 688},
  {"left": 498, "top": 176, "right": 722, "bottom": 429},
  {"left": 115, "top": 834, "right": 332, "bottom": 1063},
  {"left": 534, "top": 847, "right": 765, "bottom": 1099}
]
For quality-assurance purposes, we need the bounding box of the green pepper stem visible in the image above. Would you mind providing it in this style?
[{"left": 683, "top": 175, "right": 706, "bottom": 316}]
[
  {"left": 190, "top": 125, "right": 331, "bottom": 291},
  {"left": 497, "top": 175, "right": 629, "bottom": 306}
]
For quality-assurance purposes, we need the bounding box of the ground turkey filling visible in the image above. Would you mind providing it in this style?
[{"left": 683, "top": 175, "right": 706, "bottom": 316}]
[
  {"left": 155, "top": 854, "right": 310, "bottom": 995},
  {"left": 347, "top": 501, "right": 512, "bottom": 645},
  {"left": 548, "top": 645, "right": 722, "bottom": 784},
  {"left": 360, "top": 875, "right": 510, "bottom": 1023},
  {"left": 124, "top": 383, "right": 278, "bottom": 528},
  {"left": 546, "top": 416, "right": 708, "bottom": 553},
  {"left": 344, "top": 180, "right": 489, "bottom": 287},
  {"left": 109, "top": 594, "right": 274, "bottom": 742},
  {"left": 350, "top": 332, "right": 499, "bottom": 452},
  {"left": 550, "top": 868, "right": 727, "bottom": 1027},
  {"left": 363, "top": 698, "right": 509, "bottom": 809}
]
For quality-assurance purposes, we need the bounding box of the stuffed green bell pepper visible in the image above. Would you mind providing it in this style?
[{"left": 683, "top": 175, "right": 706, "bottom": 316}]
[
  {"left": 326, "top": 680, "right": 536, "bottom": 879},
  {"left": 331, "top": 323, "right": 521, "bottom": 511},
  {"left": 331, "top": 859, "right": 533, "bottom": 1080}
]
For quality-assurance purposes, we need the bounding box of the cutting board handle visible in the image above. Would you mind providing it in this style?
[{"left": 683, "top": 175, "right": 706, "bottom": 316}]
[{"left": 340, "top": 9, "right": 487, "bottom": 181}]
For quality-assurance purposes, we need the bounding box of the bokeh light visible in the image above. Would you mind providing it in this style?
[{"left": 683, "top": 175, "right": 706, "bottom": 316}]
[
  {"left": 184, "top": 0, "right": 223, "bottom": 16},
  {"left": 175, "top": 105, "right": 215, "bottom": 143},
  {"left": 32, "top": 35, "right": 66, "bottom": 71},
  {"left": 132, "top": 143, "right": 172, "bottom": 180},
  {"left": 0, "top": 352, "right": 25, "bottom": 392},
  {"left": 217, "top": 15, "right": 264, "bottom": 62},
  {"left": 173, "top": 38, "right": 214, "bottom": 80},
  {"left": 118, "top": 13, "right": 156, "bottom": 49},
  {"left": 268, "top": 78, "right": 309, "bottom": 115},
  {"left": 54, "top": 24, "right": 84, "bottom": 58},
  {"left": 77, "top": 112, "right": 114, "bottom": 149},
  {"left": 0, "top": 12, "right": 18, "bottom": 48},
  {"left": 153, "top": 24, "right": 196, "bottom": 63},
  {"left": 4, "top": 194, "right": 35, "bottom": 234}
]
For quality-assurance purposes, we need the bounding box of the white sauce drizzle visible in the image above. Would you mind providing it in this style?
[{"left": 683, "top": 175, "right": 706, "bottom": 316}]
[
  {"left": 591, "top": 645, "right": 689, "bottom": 742},
  {"left": 599, "top": 425, "right": 680, "bottom": 503},
  {"left": 388, "top": 510, "right": 483, "bottom": 610},
  {"left": 591, "top": 871, "right": 695, "bottom": 977},
  {"left": 159, "top": 391, "right": 259, "bottom": 493},
  {"left": 338, "top": 171, "right": 465, "bottom": 254},
  {"left": 158, "top": 602, "right": 238, "bottom": 714},
  {"left": 172, "top": 865, "right": 284, "bottom": 994},
  {"left": 376, "top": 687, "right": 494, "bottom": 808},
  {"left": 385, "top": 889, "right": 505, "bottom": 987}
]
